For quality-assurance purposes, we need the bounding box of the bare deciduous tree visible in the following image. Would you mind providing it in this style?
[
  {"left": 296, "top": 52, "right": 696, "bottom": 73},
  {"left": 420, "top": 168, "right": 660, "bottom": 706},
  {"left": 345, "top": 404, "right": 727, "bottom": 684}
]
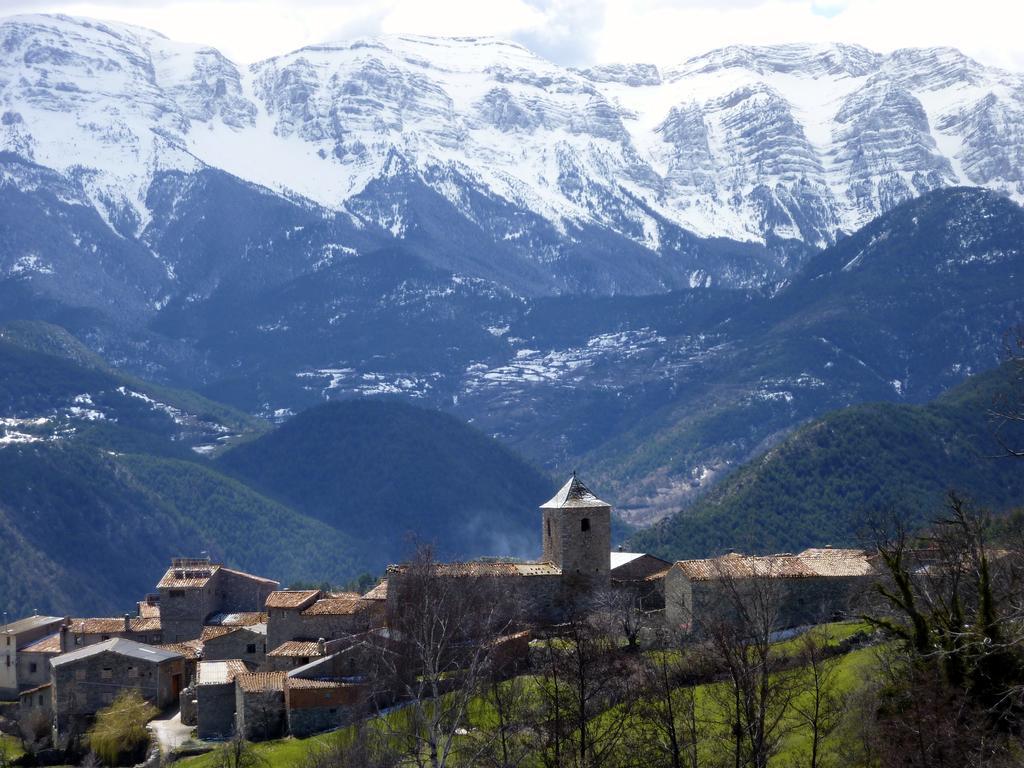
[
  {"left": 702, "top": 557, "right": 798, "bottom": 768},
  {"left": 369, "top": 545, "right": 518, "bottom": 768},
  {"left": 790, "top": 629, "right": 843, "bottom": 768}
]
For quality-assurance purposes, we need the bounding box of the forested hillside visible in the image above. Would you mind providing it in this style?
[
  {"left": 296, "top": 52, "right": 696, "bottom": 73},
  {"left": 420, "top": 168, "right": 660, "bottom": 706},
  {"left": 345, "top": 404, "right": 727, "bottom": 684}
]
[
  {"left": 217, "top": 399, "right": 554, "bottom": 562},
  {"left": 0, "top": 324, "right": 556, "bottom": 616},
  {"left": 630, "top": 360, "right": 1024, "bottom": 558}
]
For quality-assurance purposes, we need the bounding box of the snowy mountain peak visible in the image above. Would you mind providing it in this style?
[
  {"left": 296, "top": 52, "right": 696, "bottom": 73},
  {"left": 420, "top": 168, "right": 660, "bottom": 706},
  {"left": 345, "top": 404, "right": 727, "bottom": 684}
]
[{"left": 2, "top": 13, "right": 1024, "bottom": 293}]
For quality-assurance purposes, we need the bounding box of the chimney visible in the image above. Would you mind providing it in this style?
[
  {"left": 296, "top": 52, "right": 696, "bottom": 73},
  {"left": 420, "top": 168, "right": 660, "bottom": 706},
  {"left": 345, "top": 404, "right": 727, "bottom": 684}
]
[
  {"left": 124, "top": 614, "right": 132, "bottom": 633},
  {"left": 317, "top": 638, "right": 326, "bottom": 656},
  {"left": 59, "top": 623, "right": 69, "bottom": 654}
]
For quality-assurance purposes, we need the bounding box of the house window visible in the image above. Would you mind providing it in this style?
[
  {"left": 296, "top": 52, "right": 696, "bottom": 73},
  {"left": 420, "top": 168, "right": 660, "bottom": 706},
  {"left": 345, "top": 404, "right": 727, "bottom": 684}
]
[
  {"left": 29, "top": 662, "right": 37, "bottom": 673},
  {"left": 101, "top": 668, "right": 113, "bottom": 680},
  {"left": 127, "top": 667, "right": 138, "bottom": 678},
  {"left": 581, "top": 518, "right": 590, "bottom": 532},
  {"left": 101, "top": 635, "right": 110, "bottom": 641},
  {"left": 37, "top": 694, "right": 43, "bottom": 706},
  {"left": 246, "top": 644, "right": 257, "bottom": 655},
  {"left": 169, "top": 590, "right": 185, "bottom": 598}
]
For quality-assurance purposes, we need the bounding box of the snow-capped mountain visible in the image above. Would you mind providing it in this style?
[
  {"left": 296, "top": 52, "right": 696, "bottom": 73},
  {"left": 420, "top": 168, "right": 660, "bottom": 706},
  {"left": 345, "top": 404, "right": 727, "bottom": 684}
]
[{"left": 1, "top": 14, "right": 1023, "bottom": 294}]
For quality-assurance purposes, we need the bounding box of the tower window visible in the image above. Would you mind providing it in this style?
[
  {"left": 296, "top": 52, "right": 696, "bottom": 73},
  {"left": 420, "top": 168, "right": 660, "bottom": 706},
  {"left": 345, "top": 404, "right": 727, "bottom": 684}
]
[
  {"left": 547, "top": 519, "right": 551, "bottom": 538},
  {"left": 581, "top": 518, "right": 590, "bottom": 532}
]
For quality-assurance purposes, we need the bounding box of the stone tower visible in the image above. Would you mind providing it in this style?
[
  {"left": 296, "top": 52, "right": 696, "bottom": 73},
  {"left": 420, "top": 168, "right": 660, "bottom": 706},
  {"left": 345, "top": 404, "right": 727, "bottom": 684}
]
[{"left": 541, "top": 474, "right": 611, "bottom": 585}]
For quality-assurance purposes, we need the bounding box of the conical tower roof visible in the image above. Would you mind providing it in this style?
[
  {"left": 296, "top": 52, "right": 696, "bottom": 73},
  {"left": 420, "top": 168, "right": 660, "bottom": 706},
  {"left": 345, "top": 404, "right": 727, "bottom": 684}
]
[{"left": 541, "top": 473, "right": 610, "bottom": 509}]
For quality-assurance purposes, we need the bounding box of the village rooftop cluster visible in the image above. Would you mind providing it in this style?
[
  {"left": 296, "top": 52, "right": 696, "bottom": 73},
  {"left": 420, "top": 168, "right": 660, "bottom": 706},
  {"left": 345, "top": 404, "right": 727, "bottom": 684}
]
[{"left": 0, "top": 476, "right": 875, "bottom": 744}]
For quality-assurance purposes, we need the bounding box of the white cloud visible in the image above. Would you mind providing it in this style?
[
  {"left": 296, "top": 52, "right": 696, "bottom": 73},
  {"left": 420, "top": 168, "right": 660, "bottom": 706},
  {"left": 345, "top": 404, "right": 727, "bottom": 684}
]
[{"left": 2, "top": 0, "right": 1021, "bottom": 71}]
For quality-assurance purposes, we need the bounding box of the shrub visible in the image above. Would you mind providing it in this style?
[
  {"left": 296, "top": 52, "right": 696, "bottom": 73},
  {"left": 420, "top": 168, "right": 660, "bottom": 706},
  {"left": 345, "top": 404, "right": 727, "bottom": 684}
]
[{"left": 86, "top": 690, "right": 158, "bottom": 766}]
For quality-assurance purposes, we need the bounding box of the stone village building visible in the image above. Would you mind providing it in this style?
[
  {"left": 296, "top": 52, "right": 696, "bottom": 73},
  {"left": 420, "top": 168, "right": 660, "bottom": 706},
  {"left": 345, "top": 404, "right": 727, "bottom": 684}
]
[
  {"left": 50, "top": 639, "right": 184, "bottom": 739},
  {"left": 1, "top": 615, "right": 64, "bottom": 699},
  {"left": 158, "top": 559, "right": 279, "bottom": 643},
  {"left": 0, "top": 473, "right": 881, "bottom": 746}
]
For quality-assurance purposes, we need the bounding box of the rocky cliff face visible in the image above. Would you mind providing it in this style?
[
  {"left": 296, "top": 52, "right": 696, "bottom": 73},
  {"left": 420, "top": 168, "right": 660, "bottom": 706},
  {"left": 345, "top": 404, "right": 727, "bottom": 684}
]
[{"left": 2, "top": 15, "right": 1023, "bottom": 295}]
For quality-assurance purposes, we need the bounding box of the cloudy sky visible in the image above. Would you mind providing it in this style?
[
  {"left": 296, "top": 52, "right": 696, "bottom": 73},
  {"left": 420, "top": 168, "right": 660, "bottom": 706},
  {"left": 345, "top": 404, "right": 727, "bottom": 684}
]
[{"left": 3, "top": 0, "right": 1022, "bottom": 71}]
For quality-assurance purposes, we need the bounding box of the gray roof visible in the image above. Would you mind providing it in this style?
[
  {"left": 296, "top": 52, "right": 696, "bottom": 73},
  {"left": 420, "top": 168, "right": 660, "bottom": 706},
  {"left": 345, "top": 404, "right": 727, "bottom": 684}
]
[
  {"left": 51, "top": 638, "right": 182, "bottom": 667},
  {"left": 541, "top": 474, "right": 610, "bottom": 509},
  {"left": 1, "top": 616, "right": 63, "bottom": 637}
]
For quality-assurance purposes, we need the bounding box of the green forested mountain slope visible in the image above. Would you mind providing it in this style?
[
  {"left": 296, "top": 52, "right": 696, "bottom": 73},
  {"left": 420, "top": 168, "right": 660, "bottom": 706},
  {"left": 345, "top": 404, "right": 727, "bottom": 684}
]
[
  {"left": 629, "top": 360, "right": 1024, "bottom": 559},
  {"left": 585, "top": 188, "right": 1024, "bottom": 517},
  {"left": 216, "top": 399, "right": 555, "bottom": 564},
  {"left": 0, "top": 324, "right": 557, "bottom": 616},
  {"left": 0, "top": 445, "right": 367, "bottom": 616}
]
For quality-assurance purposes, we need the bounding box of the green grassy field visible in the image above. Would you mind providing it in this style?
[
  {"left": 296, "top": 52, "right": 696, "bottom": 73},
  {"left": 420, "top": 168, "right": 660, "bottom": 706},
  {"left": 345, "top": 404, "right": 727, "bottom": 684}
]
[{"left": 177, "top": 622, "right": 881, "bottom": 768}]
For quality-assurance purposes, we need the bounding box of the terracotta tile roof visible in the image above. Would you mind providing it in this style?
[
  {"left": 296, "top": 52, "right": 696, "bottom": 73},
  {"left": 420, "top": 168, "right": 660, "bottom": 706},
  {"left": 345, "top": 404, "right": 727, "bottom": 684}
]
[
  {"left": 236, "top": 671, "right": 286, "bottom": 693},
  {"left": 286, "top": 678, "right": 354, "bottom": 690},
  {"left": 265, "top": 590, "right": 321, "bottom": 610},
  {"left": 673, "top": 553, "right": 818, "bottom": 582},
  {"left": 198, "top": 659, "right": 249, "bottom": 685},
  {"left": 20, "top": 632, "right": 62, "bottom": 654},
  {"left": 645, "top": 567, "right": 672, "bottom": 581},
  {"left": 68, "top": 617, "right": 160, "bottom": 634},
  {"left": 200, "top": 624, "right": 265, "bottom": 642},
  {"left": 514, "top": 562, "right": 561, "bottom": 576},
  {"left": 69, "top": 618, "right": 124, "bottom": 634},
  {"left": 19, "top": 682, "right": 52, "bottom": 697},
  {"left": 200, "top": 626, "right": 239, "bottom": 642},
  {"left": 159, "top": 640, "right": 203, "bottom": 660},
  {"left": 387, "top": 561, "right": 560, "bottom": 578},
  {"left": 796, "top": 548, "right": 875, "bottom": 577},
  {"left": 158, "top": 563, "right": 221, "bottom": 589},
  {"left": 138, "top": 602, "right": 161, "bottom": 619},
  {"left": 361, "top": 581, "right": 388, "bottom": 601},
  {"left": 302, "top": 594, "right": 364, "bottom": 616},
  {"left": 206, "top": 612, "right": 268, "bottom": 627},
  {"left": 268, "top": 641, "right": 324, "bottom": 658},
  {"left": 219, "top": 567, "right": 279, "bottom": 587}
]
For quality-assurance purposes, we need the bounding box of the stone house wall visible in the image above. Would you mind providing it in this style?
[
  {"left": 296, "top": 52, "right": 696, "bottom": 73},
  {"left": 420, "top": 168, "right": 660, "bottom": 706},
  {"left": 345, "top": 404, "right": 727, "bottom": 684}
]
[
  {"left": 0, "top": 618, "right": 64, "bottom": 697},
  {"left": 235, "top": 687, "right": 285, "bottom": 741},
  {"left": 52, "top": 652, "right": 183, "bottom": 737},
  {"left": 203, "top": 629, "right": 267, "bottom": 669},
  {"left": 195, "top": 682, "right": 236, "bottom": 739},
  {"left": 216, "top": 571, "right": 276, "bottom": 616},
  {"left": 285, "top": 685, "right": 364, "bottom": 738},
  {"left": 17, "top": 650, "right": 56, "bottom": 690},
  {"left": 664, "top": 570, "right": 873, "bottom": 634},
  {"left": 159, "top": 587, "right": 213, "bottom": 644},
  {"left": 266, "top": 608, "right": 308, "bottom": 651}
]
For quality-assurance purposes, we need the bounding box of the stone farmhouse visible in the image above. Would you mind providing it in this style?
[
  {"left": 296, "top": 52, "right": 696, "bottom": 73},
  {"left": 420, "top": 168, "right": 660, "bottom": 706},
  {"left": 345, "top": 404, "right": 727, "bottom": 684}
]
[
  {"left": 662, "top": 548, "right": 876, "bottom": 632},
  {"left": 51, "top": 639, "right": 184, "bottom": 739},
  {"left": 157, "top": 559, "right": 279, "bottom": 643},
  {"left": 0, "top": 473, "right": 881, "bottom": 746}
]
